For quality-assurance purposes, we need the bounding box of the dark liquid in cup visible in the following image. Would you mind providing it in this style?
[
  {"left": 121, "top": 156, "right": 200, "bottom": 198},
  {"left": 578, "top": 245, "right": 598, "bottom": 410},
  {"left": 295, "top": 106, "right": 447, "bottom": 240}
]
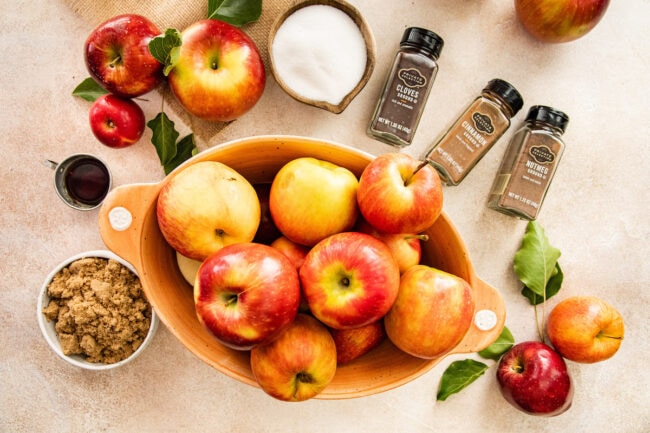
[{"left": 65, "top": 158, "right": 110, "bottom": 205}]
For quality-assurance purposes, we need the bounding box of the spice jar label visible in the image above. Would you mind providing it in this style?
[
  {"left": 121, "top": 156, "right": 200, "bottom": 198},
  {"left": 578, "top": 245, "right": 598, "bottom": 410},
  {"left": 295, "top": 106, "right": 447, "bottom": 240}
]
[
  {"left": 530, "top": 145, "right": 556, "bottom": 164},
  {"left": 473, "top": 112, "right": 495, "bottom": 134},
  {"left": 398, "top": 68, "right": 427, "bottom": 88}
]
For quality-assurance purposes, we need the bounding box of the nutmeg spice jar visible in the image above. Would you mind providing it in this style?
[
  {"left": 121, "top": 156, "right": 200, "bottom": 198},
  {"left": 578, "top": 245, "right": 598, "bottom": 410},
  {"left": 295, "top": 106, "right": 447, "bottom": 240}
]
[{"left": 487, "top": 105, "right": 569, "bottom": 220}]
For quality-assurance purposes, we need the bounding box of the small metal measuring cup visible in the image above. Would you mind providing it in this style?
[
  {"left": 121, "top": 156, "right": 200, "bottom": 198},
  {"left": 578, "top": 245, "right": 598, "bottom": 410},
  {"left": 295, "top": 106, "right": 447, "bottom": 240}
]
[{"left": 43, "top": 154, "right": 112, "bottom": 211}]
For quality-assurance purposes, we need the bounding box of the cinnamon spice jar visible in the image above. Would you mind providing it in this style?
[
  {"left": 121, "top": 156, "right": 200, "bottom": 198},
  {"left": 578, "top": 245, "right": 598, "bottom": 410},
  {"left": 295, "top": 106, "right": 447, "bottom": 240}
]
[{"left": 424, "top": 79, "right": 523, "bottom": 185}]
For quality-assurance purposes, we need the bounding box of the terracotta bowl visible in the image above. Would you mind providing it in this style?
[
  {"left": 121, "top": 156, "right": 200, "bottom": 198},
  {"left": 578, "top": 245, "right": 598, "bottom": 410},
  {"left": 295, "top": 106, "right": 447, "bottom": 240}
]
[
  {"left": 98, "top": 135, "right": 505, "bottom": 398},
  {"left": 268, "top": 0, "right": 376, "bottom": 114}
]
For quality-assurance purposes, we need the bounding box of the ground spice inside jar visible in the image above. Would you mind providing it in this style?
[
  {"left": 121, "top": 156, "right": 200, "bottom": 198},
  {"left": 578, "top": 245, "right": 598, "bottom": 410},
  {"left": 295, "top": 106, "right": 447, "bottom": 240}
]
[{"left": 42, "top": 257, "right": 152, "bottom": 364}]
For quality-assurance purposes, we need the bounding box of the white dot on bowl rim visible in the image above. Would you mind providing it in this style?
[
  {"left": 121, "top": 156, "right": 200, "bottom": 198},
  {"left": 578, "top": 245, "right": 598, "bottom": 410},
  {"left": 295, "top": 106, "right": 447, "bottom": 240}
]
[
  {"left": 108, "top": 206, "right": 133, "bottom": 231},
  {"left": 474, "top": 309, "right": 498, "bottom": 331}
]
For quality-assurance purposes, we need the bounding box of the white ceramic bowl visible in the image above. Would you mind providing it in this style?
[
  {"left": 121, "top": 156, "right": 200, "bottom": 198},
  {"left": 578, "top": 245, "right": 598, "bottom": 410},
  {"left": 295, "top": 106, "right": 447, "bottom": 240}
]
[{"left": 37, "top": 250, "right": 159, "bottom": 370}]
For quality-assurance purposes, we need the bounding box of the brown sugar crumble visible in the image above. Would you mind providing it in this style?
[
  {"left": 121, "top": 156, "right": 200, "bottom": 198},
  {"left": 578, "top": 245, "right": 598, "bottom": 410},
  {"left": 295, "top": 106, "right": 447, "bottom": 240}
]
[{"left": 42, "top": 257, "right": 152, "bottom": 364}]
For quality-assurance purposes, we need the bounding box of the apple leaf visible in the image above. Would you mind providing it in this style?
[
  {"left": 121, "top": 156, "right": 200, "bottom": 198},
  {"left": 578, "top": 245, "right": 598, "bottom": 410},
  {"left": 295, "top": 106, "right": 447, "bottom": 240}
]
[
  {"left": 72, "top": 77, "right": 108, "bottom": 102},
  {"left": 437, "top": 359, "right": 488, "bottom": 401},
  {"left": 208, "top": 0, "right": 262, "bottom": 26},
  {"left": 148, "top": 28, "right": 182, "bottom": 76},
  {"left": 521, "top": 262, "right": 564, "bottom": 305},
  {"left": 147, "top": 111, "right": 197, "bottom": 174},
  {"left": 477, "top": 326, "right": 515, "bottom": 361},
  {"left": 513, "top": 221, "right": 561, "bottom": 301},
  {"left": 163, "top": 134, "right": 198, "bottom": 175}
]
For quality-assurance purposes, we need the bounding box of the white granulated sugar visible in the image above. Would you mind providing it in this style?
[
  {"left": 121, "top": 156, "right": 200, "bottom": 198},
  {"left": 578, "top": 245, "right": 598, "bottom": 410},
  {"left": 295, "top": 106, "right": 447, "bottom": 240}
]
[{"left": 272, "top": 5, "right": 367, "bottom": 105}]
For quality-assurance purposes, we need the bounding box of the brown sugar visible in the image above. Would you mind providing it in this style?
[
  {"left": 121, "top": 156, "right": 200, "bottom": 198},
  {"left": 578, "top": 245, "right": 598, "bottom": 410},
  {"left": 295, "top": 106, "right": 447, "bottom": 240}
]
[{"left": 42, "top": 257, "right": 152, "bottom": 364}]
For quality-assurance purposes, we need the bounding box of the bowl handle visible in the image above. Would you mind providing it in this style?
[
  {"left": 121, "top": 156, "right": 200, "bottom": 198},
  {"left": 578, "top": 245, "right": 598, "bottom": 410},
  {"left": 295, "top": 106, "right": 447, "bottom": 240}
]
[
  {"left": 453, "top": 277, "right": 507, "bottom": 355},
  {"left": 97, "top": 182, "right": 161, "bottom": 271}
]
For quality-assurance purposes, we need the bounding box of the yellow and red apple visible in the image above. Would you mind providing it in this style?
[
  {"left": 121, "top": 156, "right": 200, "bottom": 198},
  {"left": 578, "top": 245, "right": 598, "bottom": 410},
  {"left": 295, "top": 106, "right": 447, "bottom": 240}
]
[
  {"left": 250, "top": 314, "right": 337, "bottom": 402},
  {"left": 385, "top": 265, "right": 475, "bottom": 359},
  {"left": 194, "top": 243, "right": 300, "bottom": 351},
  {"left": 547, "top": 295, "right": 624, "bottom": 363},
  {"left": 356, "top": 218, "right": 427, "bottom": 274},
  {"left": 299, "top": 232, "right": 400, "bottom": 330},
  {"left": 168, "top": 19, "right": 265, "bottom": 122},
  {"left": 357, "top": 153, "right": 443, "bottom": 234},
  {"left": 156, "top": 161, "right": 260, "bottom": 261},
  {"left": 270, "top": 157, "right": 359, "bottom": 247},
  {"left": 515, "top": 0, "right": 610, "bottom": 43}
]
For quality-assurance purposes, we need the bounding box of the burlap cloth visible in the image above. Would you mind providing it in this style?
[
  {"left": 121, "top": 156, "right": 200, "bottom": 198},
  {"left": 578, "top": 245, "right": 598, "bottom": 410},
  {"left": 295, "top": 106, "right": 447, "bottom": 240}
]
[{"left": 63, "top": 0, "right": 293, "bottom": 144}]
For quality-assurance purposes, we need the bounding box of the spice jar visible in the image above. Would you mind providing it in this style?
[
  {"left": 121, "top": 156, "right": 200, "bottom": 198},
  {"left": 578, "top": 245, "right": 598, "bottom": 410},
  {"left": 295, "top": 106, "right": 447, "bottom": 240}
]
[
  {"left": 424, "top": 79, "right": 524, "bottom": 185},
  {"left": 367, "top": 27, "right": 444, "bottom": 147},
  {"left": 487, "top": 105, "right": 569, "bottom": 220}
]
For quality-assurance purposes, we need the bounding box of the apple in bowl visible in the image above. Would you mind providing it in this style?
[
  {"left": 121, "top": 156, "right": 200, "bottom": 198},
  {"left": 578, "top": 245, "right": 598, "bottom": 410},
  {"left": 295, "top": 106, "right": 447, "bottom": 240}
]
[
  {"left": 194, "top": 243, "right": 301, "bottom": 351},
  {"left": 156, "top": 160, "right": 261, "bottom": 261}
]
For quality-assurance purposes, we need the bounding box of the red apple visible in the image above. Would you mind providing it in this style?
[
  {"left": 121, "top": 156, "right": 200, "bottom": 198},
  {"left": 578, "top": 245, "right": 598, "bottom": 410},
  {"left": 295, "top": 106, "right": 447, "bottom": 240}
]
[
  {"left": 253, "top": 183, "right": 282, "bottom": 245},
  {"left": 384, "top": 265, "right": 474, "bottom": 359},
  {"left": 356, "top": 218, "right": 427, "bottom": 274},
  {"left": 330, "top": 320, "right": 386, "bottom": 365},
  {"left": 250, "top": 314, "right": 337, "bottom": 401},
  {"left": 547, "top": 295, "right": 624, "bottom": 363},
  {"left": 168, "top": 19, "right": 265, "bottom": 122},
  {"left": 497, "top": 341, "right": 573, "bottom": 416},
  {"left": 88, "top": 94, "right": 145, "bottom": 148},
  {"left": 357, "top": 153, "right": 443, "bottom": 234},
  {"left": 299, "top": 232, "right": 400, "bottom": 330},
  {"left": 194, "top": 243, "right": 300, "bottom": 350},
  {"left": 84, "top": 14, "right": 164, "bottom": 98},
  {"left": 157, "top": 161, "right": 261, "bottom": 261},
  {"left": 270, "top": 157, "right": 359, "bottom": 247},
  {"left": 515, "top": 0, "right": 611, "bottom": 43}
]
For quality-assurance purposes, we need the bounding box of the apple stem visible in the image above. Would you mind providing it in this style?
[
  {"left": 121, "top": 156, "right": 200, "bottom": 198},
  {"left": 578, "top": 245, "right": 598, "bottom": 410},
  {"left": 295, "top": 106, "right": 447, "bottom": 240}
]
[
  {"left": 404, "top": 234, "right": 429, "bottom": 242},
  {"left": 413, "top": 160, "right": 429, "bottom": 176}
]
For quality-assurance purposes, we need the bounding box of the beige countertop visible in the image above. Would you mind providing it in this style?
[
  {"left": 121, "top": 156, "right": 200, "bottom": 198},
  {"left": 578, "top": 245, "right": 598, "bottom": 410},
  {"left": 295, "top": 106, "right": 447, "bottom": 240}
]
[{"left": 2, "top": 0, "right": 648, "bottom": 432}]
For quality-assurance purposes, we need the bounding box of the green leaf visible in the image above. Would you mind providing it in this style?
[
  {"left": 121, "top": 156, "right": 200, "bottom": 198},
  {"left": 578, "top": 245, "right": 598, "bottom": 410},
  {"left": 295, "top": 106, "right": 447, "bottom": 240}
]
[
  {"left": 208, "top": 0, "right": 262, "bottom": 26},
  {"left": 163, "top": 134, "right": 198, "bottom": 175},
  {"left": 72, "top": 77, "right": 108, "bottom": 101},
  {"left": 148, "top": 28, "right": 182, "bottom": 76},
  {"left": 437, "top": 359, "right": 488, "bottom": 401},
  {"left": 478, "top": 326, "right": 515, "bottom": 361},
  {"left": 513, "top": 221, "right": 561, "bottom": 300},
  {"left": 521, "top": 262, "right": 564, "bottom": 305},
  {"left": 147, "top": 112, "right": 180, "bottom": 166}
]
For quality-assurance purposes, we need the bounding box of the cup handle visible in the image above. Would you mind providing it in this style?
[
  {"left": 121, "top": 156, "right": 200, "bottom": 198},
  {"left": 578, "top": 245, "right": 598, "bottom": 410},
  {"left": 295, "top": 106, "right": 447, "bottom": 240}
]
[
  {"left": 97, "top": 182, "right": 162, "bottom": 271},
  {"left": 451, "top": 277, "right": 507, "bottom": 355}
]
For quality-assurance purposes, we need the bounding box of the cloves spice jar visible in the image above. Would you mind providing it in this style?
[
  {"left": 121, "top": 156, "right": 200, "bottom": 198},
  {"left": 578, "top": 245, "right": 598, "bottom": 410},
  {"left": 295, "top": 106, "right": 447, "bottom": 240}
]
[
  {"left": 424, "top": 79, "right": 523, "bottom": 185},
  {"left": 487, "top": 105, "right": 569, "bottom": 220},
  {"left": 367, "top": 27, "right": 444, "bottom": 147}
]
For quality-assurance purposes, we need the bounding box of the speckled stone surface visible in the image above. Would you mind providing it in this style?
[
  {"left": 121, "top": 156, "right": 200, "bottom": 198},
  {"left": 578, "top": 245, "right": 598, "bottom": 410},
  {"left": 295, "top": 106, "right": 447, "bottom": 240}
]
[{"left": 1, "top": 1, "right": 649, "bottom": 432}]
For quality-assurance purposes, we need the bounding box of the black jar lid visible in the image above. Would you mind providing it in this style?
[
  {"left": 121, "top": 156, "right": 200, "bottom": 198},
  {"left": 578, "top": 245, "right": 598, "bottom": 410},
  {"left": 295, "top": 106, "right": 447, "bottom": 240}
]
[
  {"left": 526, "top": 105, "right": 570, "bottom": 133},
  {"left": 401, "top": 27, "right": 444, "bottom": 59},
  {"left": 484, "top": 79, "right": 524, "bottom": 116}
]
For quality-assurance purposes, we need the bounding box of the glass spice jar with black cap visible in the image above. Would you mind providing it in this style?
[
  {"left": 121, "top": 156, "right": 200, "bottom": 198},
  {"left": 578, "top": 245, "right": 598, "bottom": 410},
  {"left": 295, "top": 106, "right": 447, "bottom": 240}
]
[
  {"left": 424, "top": 79, "right": 524, "bottom": 185},
  {"left": 487, "top": 105, "right": 570, "bottom": 220},
  {"left": 368, "top": 27, "right": 444, "bottom": 148}
]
